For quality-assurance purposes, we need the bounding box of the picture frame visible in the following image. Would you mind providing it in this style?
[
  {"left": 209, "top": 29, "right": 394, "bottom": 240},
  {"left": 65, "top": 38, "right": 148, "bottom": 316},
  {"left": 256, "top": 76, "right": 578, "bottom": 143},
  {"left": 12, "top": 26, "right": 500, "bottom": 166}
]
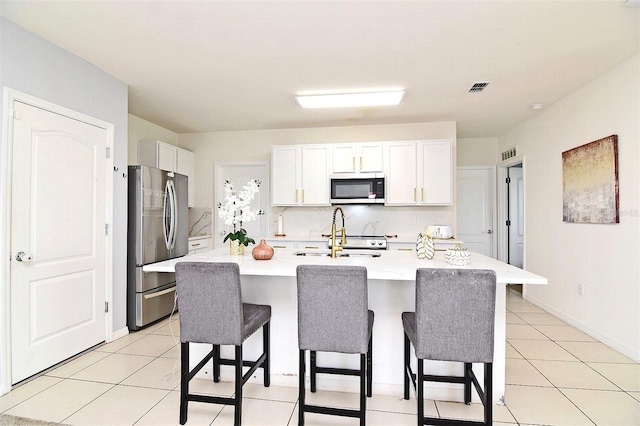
[{"left": 562, "top": 135, "right": 619, "bottom": 224}]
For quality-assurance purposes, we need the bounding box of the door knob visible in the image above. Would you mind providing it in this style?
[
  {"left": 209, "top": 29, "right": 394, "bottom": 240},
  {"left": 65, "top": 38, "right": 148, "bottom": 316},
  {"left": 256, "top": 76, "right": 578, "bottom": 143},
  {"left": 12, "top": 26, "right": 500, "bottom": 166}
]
[
  {"left": 487, "top": 230, "right": 492, "bottom": 234},
  {"left": 15, "top": 251, "right": 33, "bottom": 262}
]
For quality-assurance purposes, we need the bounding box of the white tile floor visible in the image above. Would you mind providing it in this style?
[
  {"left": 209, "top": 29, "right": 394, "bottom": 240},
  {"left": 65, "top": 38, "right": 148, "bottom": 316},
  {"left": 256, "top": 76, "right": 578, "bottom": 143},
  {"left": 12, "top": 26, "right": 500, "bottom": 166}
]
[{"left": 1, "top": 288, "right": 639, "bottom": 425}]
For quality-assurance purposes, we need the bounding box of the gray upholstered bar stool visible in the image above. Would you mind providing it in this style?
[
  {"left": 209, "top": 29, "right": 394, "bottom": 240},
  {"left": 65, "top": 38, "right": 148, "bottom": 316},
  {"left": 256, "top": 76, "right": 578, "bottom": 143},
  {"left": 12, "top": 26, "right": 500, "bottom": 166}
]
[
  {"left": 175, "top": 262, "right": 271, "bottom": 426},
  {"left": 402, "top": 268, "right": 496, "bottom": 426},
  {"left": 296, "top": 265, "right": 374, "bottom": 426}
]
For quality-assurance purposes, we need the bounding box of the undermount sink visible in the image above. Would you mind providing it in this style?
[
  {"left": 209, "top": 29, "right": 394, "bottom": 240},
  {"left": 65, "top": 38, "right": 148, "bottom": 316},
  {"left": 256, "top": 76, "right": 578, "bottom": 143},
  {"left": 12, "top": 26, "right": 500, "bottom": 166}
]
[{"left": 293, "top": 250, "right": 382, "bottom": 258}]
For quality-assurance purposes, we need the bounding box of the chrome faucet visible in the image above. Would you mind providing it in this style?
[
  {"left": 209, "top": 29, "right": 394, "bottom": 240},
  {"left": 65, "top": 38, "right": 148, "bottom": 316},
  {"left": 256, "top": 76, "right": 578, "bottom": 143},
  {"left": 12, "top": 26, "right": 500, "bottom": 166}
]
[{"left": 331, "top": 206, "right": 347, "bottom": 258}]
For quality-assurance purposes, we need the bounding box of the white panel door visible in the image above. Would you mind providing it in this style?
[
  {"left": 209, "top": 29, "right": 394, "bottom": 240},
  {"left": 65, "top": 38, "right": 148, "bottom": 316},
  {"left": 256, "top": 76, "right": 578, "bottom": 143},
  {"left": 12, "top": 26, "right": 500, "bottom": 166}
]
[
  {"left": 508, "top": 167, "right": 524, "bottom": 268},
  {"left": 456, "top": 167, "right": 495, "bottom": 257},
  {"left": 10, "top": 101, "right": 107, "bottom": 383}
]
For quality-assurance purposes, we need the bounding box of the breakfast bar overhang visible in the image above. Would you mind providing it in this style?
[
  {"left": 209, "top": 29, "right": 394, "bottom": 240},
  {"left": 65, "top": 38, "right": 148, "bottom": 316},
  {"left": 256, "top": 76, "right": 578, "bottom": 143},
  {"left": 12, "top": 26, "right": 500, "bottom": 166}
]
[{"left": 144, "top": 248, "right": 547, "bottom": 405}]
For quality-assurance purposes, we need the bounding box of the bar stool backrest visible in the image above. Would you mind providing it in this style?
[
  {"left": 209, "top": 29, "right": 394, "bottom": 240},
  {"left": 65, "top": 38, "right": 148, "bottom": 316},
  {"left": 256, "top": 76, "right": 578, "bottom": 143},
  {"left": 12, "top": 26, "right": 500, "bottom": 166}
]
[
  {"left": 176, "top": 262, "right": 244, "bottom": 345},
  {"left": 296, "top": 265, "right": 369, "bottom": 354},
  {"left": 415, "top": 268, "right": 496, "bottom": 363}
]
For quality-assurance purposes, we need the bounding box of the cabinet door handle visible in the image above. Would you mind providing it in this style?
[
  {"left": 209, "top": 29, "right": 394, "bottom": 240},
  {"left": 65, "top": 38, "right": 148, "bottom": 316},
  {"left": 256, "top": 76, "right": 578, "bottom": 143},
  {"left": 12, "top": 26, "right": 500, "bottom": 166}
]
[
  {"left": 273, "top": 245, "right": 287, "bottom": 249},
  {"left": 295, "top": 190, "right": 298, "bottom": 202},
  {"left": 398, "top": 248, "right": 414, "bottom": 252},
  {"left": 360, "top": 156, "right": 363, "bottom": 170},
  {"left": 191, "top": 243, "right": 201, "bottom": 247},
  {"left": 421, "top": 188, "right": 424, "bottom": 202},
  {"left": 302, "top": 189, "right": 305, "bottom": 203},
  {"left": 413, "top": 188, "right": 417, "bottom": 202},
  {"left": 352, "top": 157, "right": 356, "bottom": 171},
  {"left": 304, "top": 246, "right": 319, "bottom": 249}
]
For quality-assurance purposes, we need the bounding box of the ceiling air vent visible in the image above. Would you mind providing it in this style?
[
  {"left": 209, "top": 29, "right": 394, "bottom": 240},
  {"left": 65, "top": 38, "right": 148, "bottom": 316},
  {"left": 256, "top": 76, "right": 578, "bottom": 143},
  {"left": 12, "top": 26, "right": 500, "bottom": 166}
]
[
  {"left": 468, "top": 82, "right": 490, "bottom": 93},
  {"left": 501, "top": 146, "right": 517, "bottom": 161}
]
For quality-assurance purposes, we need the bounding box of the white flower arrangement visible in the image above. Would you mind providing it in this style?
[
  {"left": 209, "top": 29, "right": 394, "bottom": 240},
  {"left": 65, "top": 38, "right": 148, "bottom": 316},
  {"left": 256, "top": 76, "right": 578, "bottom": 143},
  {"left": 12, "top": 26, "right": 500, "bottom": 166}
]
[{"left": 217, "top": 178, "right": 265, "bottom": 246}]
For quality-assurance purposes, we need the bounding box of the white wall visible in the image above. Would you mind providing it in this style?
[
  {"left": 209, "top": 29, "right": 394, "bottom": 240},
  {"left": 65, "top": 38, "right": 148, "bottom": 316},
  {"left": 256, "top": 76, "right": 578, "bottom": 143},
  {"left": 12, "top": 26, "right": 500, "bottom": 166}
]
[
  {"left": 457, "top": 137, "right": 499, "bottom": 166},
  {"left": 0, "top": 18, "right": 129, "bottom": 387},
  {"left": 180, "top": 122, "right": 457, "bottom": 242},
  {"left": 127, "top": 114, "right": 179, "bottom": 165},
  {"left": 500, "top": 54, "right": 640, "bottom": 361}
]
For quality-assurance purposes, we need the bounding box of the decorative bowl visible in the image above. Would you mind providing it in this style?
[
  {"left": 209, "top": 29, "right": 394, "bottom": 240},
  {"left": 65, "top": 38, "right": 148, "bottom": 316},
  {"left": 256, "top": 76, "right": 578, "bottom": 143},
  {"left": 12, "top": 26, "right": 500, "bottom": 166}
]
[
  {"left": 444, "top": 243, "right": 470, "bottom": 266},
  {"left": 426, "top": 225, "right": 454, "bottom": 239}
]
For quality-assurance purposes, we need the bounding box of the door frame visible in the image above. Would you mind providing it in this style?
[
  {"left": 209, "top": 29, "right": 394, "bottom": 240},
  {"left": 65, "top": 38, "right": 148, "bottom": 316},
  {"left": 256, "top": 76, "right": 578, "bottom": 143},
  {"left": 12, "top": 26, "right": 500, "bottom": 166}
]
[
  {"left": 497, "top": 155, "right": 526, "bottom": 269},
  {"left": 0, "top": 88, "right": 114, "bottom": 393}
]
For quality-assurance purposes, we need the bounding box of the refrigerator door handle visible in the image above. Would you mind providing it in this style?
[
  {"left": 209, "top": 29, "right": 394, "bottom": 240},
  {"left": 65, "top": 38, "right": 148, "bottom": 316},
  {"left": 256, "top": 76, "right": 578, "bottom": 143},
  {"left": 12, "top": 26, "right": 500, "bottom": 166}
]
[
  {"left": 168, "top": 179, "right": 177, "bottom": 250},
  {"left": 163, "top": 180, "right": 171, "bottom": 250}
]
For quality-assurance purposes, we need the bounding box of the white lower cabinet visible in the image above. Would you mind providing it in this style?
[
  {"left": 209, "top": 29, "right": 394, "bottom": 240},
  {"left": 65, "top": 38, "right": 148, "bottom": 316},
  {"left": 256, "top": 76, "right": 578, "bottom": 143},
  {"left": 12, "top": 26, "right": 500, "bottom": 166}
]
[
  {"left": 387, "top": 242, "right": 416, "bottom": 253},
  {"left": 264, "top": 239, "right": 326, "bottom": 250},
  {"left": 188, "top": 236, "right": 212, "bottom": 255}
]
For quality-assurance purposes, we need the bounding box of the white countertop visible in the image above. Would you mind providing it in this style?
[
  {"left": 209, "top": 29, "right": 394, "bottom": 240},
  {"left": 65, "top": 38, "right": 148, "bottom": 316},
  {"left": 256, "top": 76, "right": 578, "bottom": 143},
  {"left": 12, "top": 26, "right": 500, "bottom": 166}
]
[{"left": 144, "top": 247, "right": 547, "bottom": 285}]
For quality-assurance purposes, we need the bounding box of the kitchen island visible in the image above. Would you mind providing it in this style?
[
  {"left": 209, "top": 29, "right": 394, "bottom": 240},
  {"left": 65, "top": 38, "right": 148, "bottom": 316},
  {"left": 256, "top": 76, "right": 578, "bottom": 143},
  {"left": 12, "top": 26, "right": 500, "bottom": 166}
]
[{"left": 144, "top": 247, "right": 547, "bottom": 405}]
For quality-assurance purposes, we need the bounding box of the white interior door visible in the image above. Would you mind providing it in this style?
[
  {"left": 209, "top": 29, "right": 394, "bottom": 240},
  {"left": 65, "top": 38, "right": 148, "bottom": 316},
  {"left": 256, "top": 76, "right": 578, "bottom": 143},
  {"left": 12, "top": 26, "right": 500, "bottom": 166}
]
[
  {"left": 10, "top": 101, "right": 108, "bottom": 383},
  {"left": 214, "top": 162, "right": 269, "bottom": 249},
  {"left": 508, "top": 166, "right": 524, "bottom": 268},
  {"left": 456, "top": 167, "right": 495, "bottom": 257}
]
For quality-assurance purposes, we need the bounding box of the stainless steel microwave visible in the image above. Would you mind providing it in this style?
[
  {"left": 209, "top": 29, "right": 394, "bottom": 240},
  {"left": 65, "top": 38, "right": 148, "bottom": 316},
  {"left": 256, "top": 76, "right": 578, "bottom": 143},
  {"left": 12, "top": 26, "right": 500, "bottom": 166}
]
[{"left": 330, "top": 173, "right": 385, "bottom": 204}]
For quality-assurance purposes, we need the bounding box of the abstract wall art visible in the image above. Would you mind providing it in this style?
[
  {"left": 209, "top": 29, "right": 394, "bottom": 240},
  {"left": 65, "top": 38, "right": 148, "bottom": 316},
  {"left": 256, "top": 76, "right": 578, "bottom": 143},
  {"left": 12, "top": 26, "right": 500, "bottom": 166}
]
[{"left": 562, "top": 135, "right": 619, "bottom": 224}]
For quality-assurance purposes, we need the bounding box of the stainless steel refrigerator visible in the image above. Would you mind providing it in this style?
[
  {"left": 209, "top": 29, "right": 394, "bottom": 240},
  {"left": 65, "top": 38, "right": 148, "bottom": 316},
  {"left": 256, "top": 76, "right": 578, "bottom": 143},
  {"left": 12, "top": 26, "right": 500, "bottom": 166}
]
[{"left": 127, "top": 165, "right": 188, "bottom": 330}]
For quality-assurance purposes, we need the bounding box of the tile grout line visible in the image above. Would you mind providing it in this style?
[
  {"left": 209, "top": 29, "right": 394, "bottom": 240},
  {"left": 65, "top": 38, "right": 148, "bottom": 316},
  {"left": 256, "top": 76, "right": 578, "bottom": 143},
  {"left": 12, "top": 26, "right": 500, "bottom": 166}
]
[{"left": 512, "top": 304, "right": 631, "bottom": 426}]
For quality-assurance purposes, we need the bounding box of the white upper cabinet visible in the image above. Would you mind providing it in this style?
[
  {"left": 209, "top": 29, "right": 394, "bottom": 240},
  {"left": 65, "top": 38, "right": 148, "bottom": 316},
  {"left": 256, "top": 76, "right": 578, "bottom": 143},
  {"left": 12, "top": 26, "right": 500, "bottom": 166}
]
[
  {"left": 418, "top": 140, "right": 452, "bottom": 205},
  {"left": 384, "top": 139, "right": 452, "bottom": 206},
  {"left": 271, "top": 145, "right": 330, "bottom": 206},
  {"left": 138, "top": 139, "right": 195, "bottom": 207},
  {"left": 271, "top": 145, "right": 300, "bottom": 206},
  {"left": 332, "top": 142, "right": 383, "bottom": 173},
  {"left": 384, "top": 141, "right": 418, "bottom": 205}
]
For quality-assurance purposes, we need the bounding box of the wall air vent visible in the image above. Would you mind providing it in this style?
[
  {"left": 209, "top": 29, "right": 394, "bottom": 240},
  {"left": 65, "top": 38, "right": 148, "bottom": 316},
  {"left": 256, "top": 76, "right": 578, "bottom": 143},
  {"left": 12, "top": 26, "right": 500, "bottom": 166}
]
[
  {"left": 501, "top": 146, "right": 517, "bottom": 161},
  {"left": 468, "top": 82, "right": 490, "bottom": 93}
]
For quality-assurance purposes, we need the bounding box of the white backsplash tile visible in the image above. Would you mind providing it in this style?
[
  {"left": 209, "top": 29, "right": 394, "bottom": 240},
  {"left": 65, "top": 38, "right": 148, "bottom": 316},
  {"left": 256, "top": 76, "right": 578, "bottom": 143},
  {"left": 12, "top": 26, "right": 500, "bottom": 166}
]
[{"left": 270, "top": 205, "right": 454, "bottom": 240}]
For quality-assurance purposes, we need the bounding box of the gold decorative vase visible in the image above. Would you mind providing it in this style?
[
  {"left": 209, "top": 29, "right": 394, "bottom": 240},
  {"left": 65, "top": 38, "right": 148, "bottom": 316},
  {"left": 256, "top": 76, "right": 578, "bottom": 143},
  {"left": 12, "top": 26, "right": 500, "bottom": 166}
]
[{"left": 229, "top": 240, "right": 245, "bottom": 255}]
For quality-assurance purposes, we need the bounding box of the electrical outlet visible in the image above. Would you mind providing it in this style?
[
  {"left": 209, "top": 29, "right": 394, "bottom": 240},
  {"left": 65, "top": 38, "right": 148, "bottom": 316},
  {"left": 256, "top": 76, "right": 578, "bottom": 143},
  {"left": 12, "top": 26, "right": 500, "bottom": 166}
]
[{"left": 578, "top": 283, "right": 584, "bottom": 296}]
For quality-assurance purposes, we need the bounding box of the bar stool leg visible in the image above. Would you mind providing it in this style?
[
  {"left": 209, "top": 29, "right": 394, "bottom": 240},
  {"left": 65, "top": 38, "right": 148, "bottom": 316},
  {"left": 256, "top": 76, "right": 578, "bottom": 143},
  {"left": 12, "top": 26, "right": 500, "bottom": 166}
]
[
  {"left": 234, "top": 345, "right": 242, "bottom": 426},
  {"left": 299, "top": 349, "right": 306, "bottom": 426},
  {"left": 485, "top": 363, "right": 493, "bottom": 425},
  {"left": 360, "top": 353, "right": 366, "bottom": 426},
  {"left": 213, "top": 344, "right": 221, "bottom": 382},
  {"left": 263, "top": 322, "right": 270, "bottom": 387},
  {"left": 366, "top": 336, "right": 373, "bottom": 397},
  {"left": 180, "top": 342, "right": 189, "bottom": 425},
  {"left": 417, "top": 358, "right": 424, "bottom": 425},
  {"left": 403, "top": 332, "right": 410, "bottom": 400},
  {"left": 310, "top": 350, "right": 317, "bottom": 392},
  {"left": 464, "top": 362, "right": 472, "bottom": 404}
]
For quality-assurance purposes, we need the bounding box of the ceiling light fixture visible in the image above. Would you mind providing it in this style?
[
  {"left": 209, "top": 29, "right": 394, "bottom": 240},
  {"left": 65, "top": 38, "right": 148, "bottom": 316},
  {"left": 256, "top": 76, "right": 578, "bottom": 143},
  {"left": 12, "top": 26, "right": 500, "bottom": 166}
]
[
  {"left": 295, "top": 90, "right": 405, "bottom": 108},
  {"left": 530, "top": 103, "right": 544, "bottom": 110}
]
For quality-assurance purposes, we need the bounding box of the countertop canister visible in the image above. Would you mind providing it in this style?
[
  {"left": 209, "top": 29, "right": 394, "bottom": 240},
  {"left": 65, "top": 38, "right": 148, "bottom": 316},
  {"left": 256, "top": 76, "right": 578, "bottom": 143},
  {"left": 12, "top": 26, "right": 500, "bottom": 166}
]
[{"left": 444, "top": 243, "right": 470, "bottom": 266}]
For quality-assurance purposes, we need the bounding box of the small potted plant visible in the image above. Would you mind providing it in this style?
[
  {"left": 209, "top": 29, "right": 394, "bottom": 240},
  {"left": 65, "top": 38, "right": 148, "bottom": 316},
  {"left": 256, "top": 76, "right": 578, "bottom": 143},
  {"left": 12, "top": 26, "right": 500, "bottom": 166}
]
[{"left": 217, "top": 178, "right": 264, "bottom": 255}]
